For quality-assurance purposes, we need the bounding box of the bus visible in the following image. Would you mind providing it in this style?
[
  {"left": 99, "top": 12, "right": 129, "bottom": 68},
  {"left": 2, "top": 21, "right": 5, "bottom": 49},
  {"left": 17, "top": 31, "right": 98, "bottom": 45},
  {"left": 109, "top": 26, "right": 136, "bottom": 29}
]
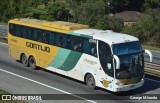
[{"left": 8, "top": 18, "right": 153, "bottom": 92}]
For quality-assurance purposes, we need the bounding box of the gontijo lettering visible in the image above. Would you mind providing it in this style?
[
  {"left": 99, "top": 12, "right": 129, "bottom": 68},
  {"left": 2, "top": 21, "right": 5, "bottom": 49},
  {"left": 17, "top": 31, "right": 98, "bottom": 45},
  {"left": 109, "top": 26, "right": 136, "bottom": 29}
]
[{"left": 26, "top": 42, "right": 50, "bottom": 53}]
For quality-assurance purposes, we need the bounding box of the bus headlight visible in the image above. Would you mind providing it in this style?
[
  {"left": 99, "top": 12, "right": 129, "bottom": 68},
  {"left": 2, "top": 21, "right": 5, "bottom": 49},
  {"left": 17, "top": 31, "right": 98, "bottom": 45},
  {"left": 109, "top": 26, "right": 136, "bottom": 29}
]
[{"left": 141, "top": 78, "right": 144, "bottom": 82}]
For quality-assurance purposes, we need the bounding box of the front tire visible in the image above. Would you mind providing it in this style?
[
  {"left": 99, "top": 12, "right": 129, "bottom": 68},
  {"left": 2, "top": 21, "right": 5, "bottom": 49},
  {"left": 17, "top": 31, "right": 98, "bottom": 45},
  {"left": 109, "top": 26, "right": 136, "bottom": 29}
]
[
  {"left": 21, "top": 54, "right": 28, "bottom": 67},
  {"left": 86, "top": 74, "right": 96, "bottom": 89},
  {"left": 29, "top": 56, "right": 36, "bottom": 69}
]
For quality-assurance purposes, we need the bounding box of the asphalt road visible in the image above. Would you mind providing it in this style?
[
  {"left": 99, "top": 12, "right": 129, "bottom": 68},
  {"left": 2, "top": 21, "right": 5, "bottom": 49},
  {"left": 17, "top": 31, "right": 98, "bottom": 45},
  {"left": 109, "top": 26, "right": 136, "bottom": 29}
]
[
  {"left": 0, "top": 25, "right": 7, "bottom": 34},
  {"left": 0, "top": 43, "right": 160, "bottom": 103}
]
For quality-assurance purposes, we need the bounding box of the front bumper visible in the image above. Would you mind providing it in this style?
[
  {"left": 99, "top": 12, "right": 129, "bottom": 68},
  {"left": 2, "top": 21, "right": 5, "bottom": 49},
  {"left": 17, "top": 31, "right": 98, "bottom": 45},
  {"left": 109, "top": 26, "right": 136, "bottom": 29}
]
[{"left": 114, "top": 79, "right": 144, "bottom": 92}]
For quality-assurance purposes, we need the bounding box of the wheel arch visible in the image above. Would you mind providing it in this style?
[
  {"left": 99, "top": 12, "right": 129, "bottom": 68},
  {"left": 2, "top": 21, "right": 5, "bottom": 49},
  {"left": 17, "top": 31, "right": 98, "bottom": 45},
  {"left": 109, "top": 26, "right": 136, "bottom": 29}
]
[{"left": 84, "top": 72, "right": 97, "bottom": 86}]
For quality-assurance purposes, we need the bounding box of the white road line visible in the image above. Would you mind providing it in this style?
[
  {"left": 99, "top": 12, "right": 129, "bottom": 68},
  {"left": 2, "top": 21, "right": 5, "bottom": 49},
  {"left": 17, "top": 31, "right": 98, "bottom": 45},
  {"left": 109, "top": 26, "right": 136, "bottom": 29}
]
[
  {"left": 145, "top": 78, "right": 160, "bottom": 83},
  {"left": 0, "top": 68, "right": 97, "bottom": 103},
  {"left": 0, "top": 42, "right": 8, "bottom": 45}
]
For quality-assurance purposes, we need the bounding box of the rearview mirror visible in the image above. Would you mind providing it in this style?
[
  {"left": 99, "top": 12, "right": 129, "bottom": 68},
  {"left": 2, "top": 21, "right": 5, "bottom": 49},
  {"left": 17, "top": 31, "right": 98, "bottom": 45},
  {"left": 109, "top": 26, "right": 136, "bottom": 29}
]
[
  {"left": 144, "top": 49, "right": 153, "bottom": 62},
  {"left": 113, "top": 55, "right": 120, "bottom": 69}
]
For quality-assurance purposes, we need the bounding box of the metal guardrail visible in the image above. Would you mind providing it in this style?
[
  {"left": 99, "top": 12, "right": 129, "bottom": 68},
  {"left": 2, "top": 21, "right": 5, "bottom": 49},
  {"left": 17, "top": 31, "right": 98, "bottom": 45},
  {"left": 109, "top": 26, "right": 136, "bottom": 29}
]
[{"left": 145, "top": 62, "right": 160, "bottom": 77}]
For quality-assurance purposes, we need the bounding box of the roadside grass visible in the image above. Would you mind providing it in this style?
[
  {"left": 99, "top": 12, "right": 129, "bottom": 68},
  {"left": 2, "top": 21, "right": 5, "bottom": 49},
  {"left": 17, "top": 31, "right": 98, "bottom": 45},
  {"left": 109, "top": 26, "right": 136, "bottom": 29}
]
[
  {"left": 0, "top": 89, "right": 27, "bottom": 103},
  {"left": 0, "top": 37, "right": 7, "bottom": 43},
  {"left": 0, "top": 22, "right": 7, "bottom": 25},
  {"left": 142, "top": 45, "right": 160, "bottom": 52},
  {"left": 0, "top": 89, "right": 10, "bottom": 94}
]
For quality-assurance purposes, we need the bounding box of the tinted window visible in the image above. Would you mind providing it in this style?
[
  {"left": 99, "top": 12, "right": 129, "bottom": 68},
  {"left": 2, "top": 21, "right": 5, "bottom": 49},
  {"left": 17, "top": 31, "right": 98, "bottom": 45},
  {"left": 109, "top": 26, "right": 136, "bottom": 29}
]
[
  {"left": 66, "top": 36, "right": 72, "bottom": 49},
  {"left": 37, "top": 30, "right": 43, "bottom": 42},
  {"left": 49, "top": 32, "right": 54, "bottom": 45},
  {"left": 9, "top": 24, "right": 16, "bottom": 35},
  {"left": 9, "top": 24, "right": 98, "bottom": 57},
  {"left": 83, "top": 39, "right": 90, "bottom": 54},
  {"left": 83, "top": 39, "right": 97, "bottom": 57},
  {"left": 73, "top": 37, "right": 82, "bottom": 52},
  {"left": 98, "top": 41, "right": 114, "bottom": 77},
  {"left": 55, "top": 33, "right": 68, "bottom": 48},
  {"left": 16, "top": 25, "right": 21, "bottom": 37},
  {"left": 21, "top": 27, "right": 29, "bottom": 39},
  {"left": 90, "top": 42, "right": 97, "bottom": 57}
]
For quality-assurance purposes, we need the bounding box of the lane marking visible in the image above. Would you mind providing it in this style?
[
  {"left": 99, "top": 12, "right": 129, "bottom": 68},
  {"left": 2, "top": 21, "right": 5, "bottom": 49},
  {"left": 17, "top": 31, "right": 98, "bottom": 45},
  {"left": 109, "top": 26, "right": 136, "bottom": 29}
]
[
  {"left": 0, "top": 42, "right": 8, "bottom": 45},
  {"left": 145, "top": 78, "right": 160, "bottom": 83},
  {"left": 0, "top": 68, "right": 97, "bottom": 103}
]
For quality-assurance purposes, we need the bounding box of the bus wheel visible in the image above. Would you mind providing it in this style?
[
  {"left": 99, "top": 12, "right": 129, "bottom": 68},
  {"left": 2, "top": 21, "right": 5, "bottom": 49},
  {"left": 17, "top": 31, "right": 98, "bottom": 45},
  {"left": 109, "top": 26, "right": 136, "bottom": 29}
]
[
  {"left": 21, "top": 54, "right": 28, "bottom": 67},
  {"left": 86, "top": 74, "right": 96, "bottom": 89},
  {"left": 29, "top": 56, "right": 36, "bottom": 69}
]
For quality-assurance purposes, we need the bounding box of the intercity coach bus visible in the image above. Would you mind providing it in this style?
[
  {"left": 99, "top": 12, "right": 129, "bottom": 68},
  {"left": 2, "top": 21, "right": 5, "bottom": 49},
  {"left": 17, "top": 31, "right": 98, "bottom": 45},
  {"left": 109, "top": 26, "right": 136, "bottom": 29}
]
[{"left": 8, "top": 18, "right": 153, "bottom": 92}]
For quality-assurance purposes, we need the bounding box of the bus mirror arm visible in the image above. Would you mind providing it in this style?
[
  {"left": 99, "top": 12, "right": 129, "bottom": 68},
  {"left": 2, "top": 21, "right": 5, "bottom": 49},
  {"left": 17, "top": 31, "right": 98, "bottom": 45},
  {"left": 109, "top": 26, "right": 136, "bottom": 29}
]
[
  {"left": 144, "top": 49, "right": 153, "bottom": 62},
  {"left": 113, "top": 55, "right": 120, "bottom": 69}
]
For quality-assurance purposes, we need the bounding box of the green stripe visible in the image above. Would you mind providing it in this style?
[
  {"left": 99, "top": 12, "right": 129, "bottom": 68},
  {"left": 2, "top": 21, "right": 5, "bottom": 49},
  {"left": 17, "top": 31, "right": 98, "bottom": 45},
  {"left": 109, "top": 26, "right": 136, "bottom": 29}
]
[
  {"left": 49, "top": 48, "right": 71, "bottom": 70},
  {"left": 49, "top": 49, "right": 82, "bottom": 71},
  {"left": 69, "top": 32, "right": 81, "bottom": 36},
  {"left": 69, "top": 32, "right": 93, "bottom": 39},
  {"left": 80, "top": 34, "right": 93, "bottom": 39},
  {"left": 59, "top": 51, "right": 82, "bottom": 71}
]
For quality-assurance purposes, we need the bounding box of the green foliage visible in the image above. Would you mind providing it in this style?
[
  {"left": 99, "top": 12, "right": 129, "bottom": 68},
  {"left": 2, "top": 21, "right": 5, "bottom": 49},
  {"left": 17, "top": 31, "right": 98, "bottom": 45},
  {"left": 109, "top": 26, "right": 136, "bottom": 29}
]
[
  {"left": 122, "top": 9, "right": 160, "bottom": 47},
  {"left": 109, "top": 0, "right": 144, "bottom": 12},
  {"left": 0, "top": 0, "right": 159, "bottom": 47},
  {"left": 0, "top": 89, "right": 10, "bottom": 94},
  {"left": 66, "top": 0, "right": 123, "bottom": 31},
  {"left": 44, "top": 2, "right": 71, "bottom": 21},
  {"left": 142, "top": 0, "right": 160, "bottom": 10}
]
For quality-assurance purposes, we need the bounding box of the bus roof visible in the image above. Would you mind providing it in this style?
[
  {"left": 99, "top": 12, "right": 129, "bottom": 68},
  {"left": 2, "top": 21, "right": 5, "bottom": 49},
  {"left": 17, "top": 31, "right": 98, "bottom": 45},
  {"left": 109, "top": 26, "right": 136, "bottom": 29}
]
[
  {"left": 9, "top": 18, "right": 139, "bottom": 45},
  {"left": 71, "top": 29, "right": 139, "bottom": 45},
  {"left": 9, "top": 18, "right": 89, "bottom": 32}
]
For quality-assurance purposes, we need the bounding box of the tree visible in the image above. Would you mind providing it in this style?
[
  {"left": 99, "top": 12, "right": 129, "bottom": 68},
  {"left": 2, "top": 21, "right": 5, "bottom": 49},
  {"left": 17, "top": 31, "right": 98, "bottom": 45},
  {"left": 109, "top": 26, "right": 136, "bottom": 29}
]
[
  {"left": 109, "top": 0, "right": 144, "bottom": 12},
  {"left": 122, "top": 9, "right": 160, "bottom": 47},
  {"left": 142, "top": 0, "right": 160, "bottom": 10},
  {"left": 44, "top": 2, "right": 71, "bottom": 21}
]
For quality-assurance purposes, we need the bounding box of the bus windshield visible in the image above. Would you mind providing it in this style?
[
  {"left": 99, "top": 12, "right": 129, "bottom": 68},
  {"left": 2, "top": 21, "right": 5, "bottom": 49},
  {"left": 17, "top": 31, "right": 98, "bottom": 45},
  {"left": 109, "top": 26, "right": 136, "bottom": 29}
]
[{"left": 112, "top": 41, "right": 144, "bottom": 79}]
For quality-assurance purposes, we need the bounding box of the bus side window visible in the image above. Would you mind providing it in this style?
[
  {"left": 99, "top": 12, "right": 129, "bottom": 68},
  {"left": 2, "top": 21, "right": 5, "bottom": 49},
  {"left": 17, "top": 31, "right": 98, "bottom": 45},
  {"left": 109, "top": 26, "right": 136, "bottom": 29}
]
[
  {"left": 83, "top": 39, "right": 90, "bottom": 54},
  {"left": 73, "top": 38, "right": 82, "bottom": 52},
  {"left": 9, "top": 24, "right": 13, "bottom": 35},
  {"left": 49, "top": 32, "right": 54, "bottom": 45},
  {"left": 36, "top": 30, "right": 42, "bottom": 42},
  {"left": 9, "top": 23, "right": 15, "bottom": 35},
  {"left": 90, "top": 43, "right": 97, "bottom": 57},
  {"left": 22, "top": 27, "right": 29, "bottom": 39},
  {"left": 67, "top": 36, "right": 72, "bottom": 49},
  {"left": 16, "top": 25, "right": 21, "bottom": 37},
  {"left": 59, "top": 35, "right": 64, "bottom": 47},
  {"left": 43, "top": 32, "right": 50, "bottom": 44},
  {"left": 55, "top": 33, "right": 59, "bottom": 46},
  {"left": 27, "top": 28, "right": 31, "bottom": 39},
  {"left": 13, "top": 24, "right": 16, "bottom": 36},
  {"left": 55, "top": 33, "right": 66, "bottom": 47},
  {"left": 30, "top": 28, "right": 34, "bottom": 40},
  {"left": 20, "top": 26, "right": 24, "bottom": 38},
  {"left": 33, "top": 29, "right": 38, "bottom": 41},
  {"left": 25, "top": 28, "right": 30, "bottom": 39},
  {"left": 63, "top": 35, "right": 67, "bottom": 48}
]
